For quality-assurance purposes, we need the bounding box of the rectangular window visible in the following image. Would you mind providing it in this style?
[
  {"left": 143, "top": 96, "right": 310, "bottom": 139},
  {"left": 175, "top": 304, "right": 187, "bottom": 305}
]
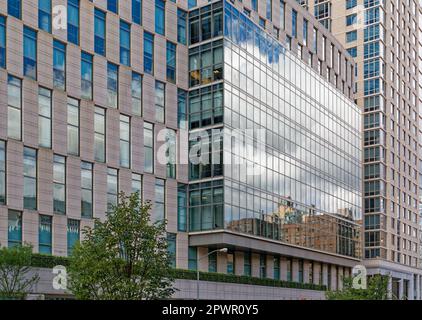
[
  {"left": 303, "top": 19, "right": 308, "bottom": 46},
  {"left": 68, "top": 0, "right": 79, "bottom": 45},
  {"left": 108, "top": 0, "right": 118, "bottom": 13},
  {"left": 144, "top": 122, "right": 154, "bottom": 173},
  {"left": 167, "top": 233, "right": 176, "bottom": 268},
  {"left": 364, "top": 78, "right": 380, "bottom": 95},
  {"left": 364, "top": 59, "right": 380, "bottom": 78},
  {"left": 274, "top": 256, "right": 280, "bottom": 280},
  {"left": 81, "top": 162, "right": 93, "bottom": 218},
  {"left": 188, "top": 84, "right": 223, "bottom": 129},
  {"left": 81, "top": 51, "right": 93, "bottom": 100},
  {"left": 107, "top": 62, "right": 118, "bottom": 108},
  {"left": 0, "top": 16, "right": 6, "bottom": 68},
  {"left": 38, "top": 87, "right": 52, "bottom": 148},
  {"left": 177, "top": 184, "right": 187, "bottom": 232},
  {"left": 286, "top": 258, "right": 292, "bottom": 281},
  {"left": 39, "top": 215, "right": 52, "bottom": 254},
  {"left": 364, "top": 41, "right": 380, "bottom": 59},
  {"left": 177, "top": 9, "right": 187, "bottom": 45},
  {"left": 94, "top": 9, "right": 106, "bottom": 56},
  {"left": 132, "top": 0, "right": 142, "bottom": 25},
  {"left": 188, "top": 247, "right": 197, "bottom": 270},
  {"left": 53, "top": 40, "right": 66, "bottom": 90},
  {"left": 251, "top": 0, "right": 258, "bottom": 11},
  {"left": 208, "top": 250, "right": 217, "bottom": 272},
  {"left": 131, "top": 72, "right": 142, "bottom": 116},
  {"left": 166, "top": 41, "right": 176, "bottom": 83},
  {"left": 53, "top": 155, "right": 66, "bottom": 214},
  {"left": 23, "top": 26, "right": 37, "bottom": 80},
  {"left": 67, "top": 97, "right": 79, "bottom": 155},
  {"left": 244, "top": 252, "right": 251, "bottom": 276},
  {"left": 94, "top": 107, "right": 106, "bottom": 162},
  {"left": 346, "top": 0, "right": 357, "bottom": 9},
  {"left": 155, "top": 0, "right": 165, "bottom": 35},
  {"left": 260, "top": 254, "right": 266, "bottom": 278},
  {"left": 165, "top": 129, "right": 176, "bottom": 179},
  {"left": 8, "top": 210, "right": 22, "bottom": 248},
  {"left": 346, "top": 30, "right": 357, "bottom": 42},
  {"left": 154, "top": 178, "right": 165, "bottom": 222},
  {"left": 119, "top": 115, "right": 130, "bottom": 168},
  {"left": 292, "top": 10, "right": 297, "bottom": 38},
  {"left": 120, "top": 20, "right": 131, "bottom": 66},
  {"left": 313, "top": 28, "right": 317, "bottom": 53},
  {"left": 0, "top": 141, "right": 5, "bottom": 205},
  {"left": 8, "top": 0, "right": 21, "bottom": 19},
  {"left": 364, "top": 25, "right": 380, "bottom": 42},
  {"left": 266, "top": 0, "right": 272, "bottom": 20},
  {"left": 67, "top": 219, "right": 80, "bottom": 256},
  {"left": 227, "top": 252, "right": 234, "bottom": 274},
  {"left": 346, "top": 13, "right": 357, "bottom": 26},
  {"left": 178, "top": 89, "right": 187, "bottom": 130},
  {"left": 107, "top": 168, "right": 118, "bottom": 211},
  {"left": 132, "top": 173, "right": 142, "bottom": 200},
  {"left": 38, "top": 0, "right": 51, "bottom": 33},
  {"left": 155, "top": 81, "right": 165, "bottom": 123},
  {"left": 189, "top": 43, "right": 223, "bottom": 87},
  {"left": 280, "top": 1, "right": 285, "bottom": 30},
  {"left": 23, "top": 147, "right": 37, "bottom": 210},
  {"left": 347, "top": 47, "right": 357, "bottom": 58},
  {"left": 298, "top": 260, "right": 304, "bottom": 283},
  {"left": 8, "top": 75, "right": 22, "bottom": 140},
  {"left": 365, "top": 7, "right": 379, "bottom": 25},
  {"left": 144, "top": 32, "right": 154, "bottom": 75}
]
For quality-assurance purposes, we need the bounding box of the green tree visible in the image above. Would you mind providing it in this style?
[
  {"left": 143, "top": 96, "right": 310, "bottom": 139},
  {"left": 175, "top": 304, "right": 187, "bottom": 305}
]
[
  {"left": 326, "top": 274, "right": 389, "bottom": 300},
  {"left": 68, "top": 192, "right": 175, "bottom": 300},
  {"left": 0, "top": 244, "right": 40, "bottom": 300}
]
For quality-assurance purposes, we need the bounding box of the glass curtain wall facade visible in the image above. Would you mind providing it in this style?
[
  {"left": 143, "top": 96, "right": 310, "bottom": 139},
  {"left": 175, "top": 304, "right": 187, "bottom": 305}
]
[{"left": 187, "top": 0, "right": 362, "bottom": 259}]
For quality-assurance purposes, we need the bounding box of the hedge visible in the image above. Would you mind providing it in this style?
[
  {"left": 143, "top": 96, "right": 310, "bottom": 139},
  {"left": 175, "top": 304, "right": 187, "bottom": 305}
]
[
  {"left": 171, "top": 269, "right": 326, "bottom": 291},
  {"left": 31, "top": 254, "right": 70, "bottom": 268},
  {"left": 29, "top": 254, "right": 326, "bottom": 292}
]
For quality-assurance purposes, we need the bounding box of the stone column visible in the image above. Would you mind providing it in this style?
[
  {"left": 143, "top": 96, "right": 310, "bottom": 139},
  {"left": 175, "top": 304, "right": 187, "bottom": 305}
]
[
  {"left": 409, "top": 276, "right": 415, "bottom": 300},
  {"left": 398, "top": 279, "right": 404, "bottom": 300},
  {"left": 331, "top": 265, "right": 337, "bottom": 291},
  {"left": 280, "top": 257, "right": 288, "bottom": 281},
  {"left": 266, "top": 255, "right": 274, "bottom": 279},
  {"left": 337, "top": 267, "right": 344, "bottom": 290},
  {"left": 198, "top": 247, "right": 209, "bottom": 272},
  {"left": 216, "top": 252, "right": 227, "bottom": 274},
  {"left": 418, "top": 275, "right": 422, "bottom": 300},
  {"left": 322, "top": 263, "right": 329, "bottom": 287},
  {"left": 303, "top": 261, "right": 310, "bottom": 284},
  {"left": 251, "top": 253, "right": 260, "bottom": 278},
  {"left": 234, "top": 251, "right": 244, "bottom": 276},
  {"left": 387, "top": 275, "right": 393, "bottom": 300},
  {"left": 314, "top": 262, "right": 321, "bottom": 285}
]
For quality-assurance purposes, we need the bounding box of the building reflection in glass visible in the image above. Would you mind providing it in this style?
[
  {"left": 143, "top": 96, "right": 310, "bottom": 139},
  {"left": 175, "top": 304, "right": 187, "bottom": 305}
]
[{"left": 188, "top": 1, "right": 362, "bottom": 259}]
